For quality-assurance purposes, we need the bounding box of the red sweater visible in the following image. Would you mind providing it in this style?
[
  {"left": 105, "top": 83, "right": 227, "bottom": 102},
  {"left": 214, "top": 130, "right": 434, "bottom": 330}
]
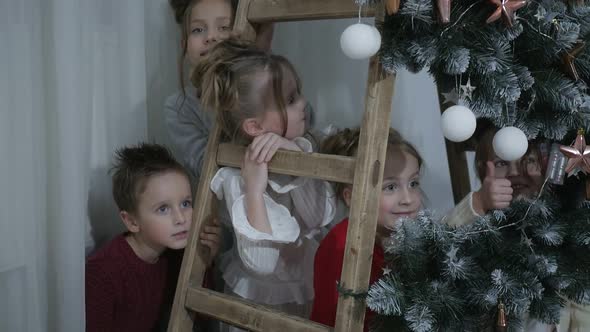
[
  {"left": 85, "top": 234, "right": 181, "bottom": 332},
  {"left": 310, "top": 218, "right": 384, "bottom": 331}
]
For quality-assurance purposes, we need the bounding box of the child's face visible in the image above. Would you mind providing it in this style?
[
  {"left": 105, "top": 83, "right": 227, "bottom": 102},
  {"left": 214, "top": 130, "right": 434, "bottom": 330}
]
[
  {"left": 377, "top": 148, "right": 422, "bottom": 232},
  {"left": 492, "top": 150, "right": 543, "bottom": 198},
  {"left": 186, "top": 0, "right": 232, "bottom": 67},
  {"left": 257, "top": 69, "right": 307, "bottom": 139},
  {"left": 132, "top": 171, "right": 193, "bottom": 251}
]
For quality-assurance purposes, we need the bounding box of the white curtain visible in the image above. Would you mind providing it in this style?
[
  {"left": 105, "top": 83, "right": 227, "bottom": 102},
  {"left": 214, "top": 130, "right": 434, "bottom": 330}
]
[{"left": 0, "top": 0, "right": 178, "bottom": 331}]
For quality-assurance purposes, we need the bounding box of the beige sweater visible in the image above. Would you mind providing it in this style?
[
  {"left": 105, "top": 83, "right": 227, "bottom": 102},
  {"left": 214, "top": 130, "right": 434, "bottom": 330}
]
[{"left": 443, "top": 192, "right": 480, "bottom": 227}]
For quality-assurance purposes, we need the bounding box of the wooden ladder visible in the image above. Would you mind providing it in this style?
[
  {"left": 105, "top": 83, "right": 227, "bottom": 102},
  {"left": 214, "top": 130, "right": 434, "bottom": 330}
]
[{"left": 167, "top": 1, "right": 470, "bottom": 331}]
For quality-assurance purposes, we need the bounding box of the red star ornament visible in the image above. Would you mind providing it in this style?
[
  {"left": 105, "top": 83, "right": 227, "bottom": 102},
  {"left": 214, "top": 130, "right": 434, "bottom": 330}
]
[
  {"left": 559, "top": 129, "right": 590, "bottom": 176},
  {"left": 486, "top": 0, "right": 527, "bottom": 27},
  {"left": 437, "top": 0, "right": 451, "bottom": 23}
]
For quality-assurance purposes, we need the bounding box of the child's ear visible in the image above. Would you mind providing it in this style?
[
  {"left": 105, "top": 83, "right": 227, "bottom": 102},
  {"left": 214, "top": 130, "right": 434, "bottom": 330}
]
[
  {"left": 242, "top": 118, "right": 264, "bottom": 137},
  {"left": 342, "top": 186, "right": 353, "bottom": 208},
  {"left": 120, "top": 211, "right": 140, "bottom": 233}
]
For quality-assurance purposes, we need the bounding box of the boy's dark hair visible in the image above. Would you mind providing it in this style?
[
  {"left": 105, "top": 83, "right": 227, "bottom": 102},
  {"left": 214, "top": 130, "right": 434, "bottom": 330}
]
[{"left": 110, "top": 143, "right": 189, "bottom": 213}]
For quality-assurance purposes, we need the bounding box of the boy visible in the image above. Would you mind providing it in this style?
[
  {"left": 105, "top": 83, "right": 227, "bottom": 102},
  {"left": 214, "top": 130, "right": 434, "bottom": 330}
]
[{"left": 85, "top": 143, "right": 220, "bottom": 332}]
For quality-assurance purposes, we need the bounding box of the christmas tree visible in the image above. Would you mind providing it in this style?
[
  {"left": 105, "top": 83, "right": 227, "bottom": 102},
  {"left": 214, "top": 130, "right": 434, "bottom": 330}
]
[
  {"left": 352, "top": 0, "right": 590, "bottom": 330},
  {"left": 360, "top": 0, "right": 590, "bottom": 140},
  {"left": 367, "top": 191, "right": 590, "bottom": 331}
]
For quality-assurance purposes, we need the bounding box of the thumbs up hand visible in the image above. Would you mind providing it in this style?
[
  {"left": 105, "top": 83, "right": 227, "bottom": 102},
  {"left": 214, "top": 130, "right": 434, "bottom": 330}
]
[{"left": 472, "top": 161, "right": 513, "bottom": 215}]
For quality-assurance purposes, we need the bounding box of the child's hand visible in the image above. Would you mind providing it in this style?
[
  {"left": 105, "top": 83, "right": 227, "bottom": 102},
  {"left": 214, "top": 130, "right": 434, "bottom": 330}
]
[
  {"left": 242, "top": 149, "right": 273, "bottom": 234},
  {"left": 248, "top": 133, "right": 302, "bottom": 163},
  {"left": 473, "top": 161, "right": 513, "bottom": 214},
  {"left": 200, "top": 218, "right": 222, "bottom": 266},
  {"left": 242, "top": 149, "right": 268, "bottom": 194}
]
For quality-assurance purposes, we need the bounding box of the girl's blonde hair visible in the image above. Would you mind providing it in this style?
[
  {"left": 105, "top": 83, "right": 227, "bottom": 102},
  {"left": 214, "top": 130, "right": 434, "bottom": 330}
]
[
  {"left": 321, "top": 127, "right": 423, "bottom": 198},
  {"left": 192, "top": 37, "right": 302, "bottom": 142},
  {"left": 169, "top": 0, "right": 238, "bottom": 96}
]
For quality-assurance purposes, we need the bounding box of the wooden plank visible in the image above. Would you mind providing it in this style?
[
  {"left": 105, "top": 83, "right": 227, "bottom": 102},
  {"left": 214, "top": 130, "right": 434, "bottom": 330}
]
[
  {"left": 248, "top": 0, "right": 375, "bottom": 23},
  {"left": 334, "top": 3, "right": 395, "bottom": 332},
  {"left": 167, "top": 124, "right": 222, "bottom": 332},
  {"left": 186, "top": 286, "right": 332, "bottom": 332},
  {"left": 168, "top": 1, "right": 256, "bottom": 329},
  {"left": 444, "top": 141, "right": 472, "bottom": 204},
  {"left": 435, "top": 87, "right": 472, "bottom": 204},
  {"left": 233, "top": 0, "right": 256, "bottom": 41},
  {"left": 217, "top": 143, "right": 356, "bottom": 183}
]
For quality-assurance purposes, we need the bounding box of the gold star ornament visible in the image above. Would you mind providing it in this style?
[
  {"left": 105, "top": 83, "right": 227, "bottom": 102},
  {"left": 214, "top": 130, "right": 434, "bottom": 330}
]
[
  {"left": 559, "top": 128, "right": 590, "bottom": 176},
  {"left": 486, "top": 0, "right": 527, "bottom": 27},
  {"left": 562, "top": 41, "right": 586, "bottom": 81}
]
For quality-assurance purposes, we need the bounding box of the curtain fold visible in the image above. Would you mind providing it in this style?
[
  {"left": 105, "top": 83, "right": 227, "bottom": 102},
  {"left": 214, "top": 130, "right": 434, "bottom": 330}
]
[{"left": 0, "top": 1, "right": 177, "bottom": 330}]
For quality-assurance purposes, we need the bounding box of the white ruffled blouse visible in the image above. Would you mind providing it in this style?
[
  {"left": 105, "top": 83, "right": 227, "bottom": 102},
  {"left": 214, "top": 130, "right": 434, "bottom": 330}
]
[{"left": 210, "top": 137, "right": 337, "bottom": 306}]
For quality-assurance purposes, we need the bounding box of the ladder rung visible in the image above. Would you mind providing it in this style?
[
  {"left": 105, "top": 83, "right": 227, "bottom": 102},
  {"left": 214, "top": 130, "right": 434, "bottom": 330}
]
[
  {"left": 185, "top": 286, "right": 331, "bottom": 332},
  {"left": 217, "top": 143, "right": 355, "bottom": 184},
  {"left": 247, "top": 0, "right": 375, "bottom": 23}
]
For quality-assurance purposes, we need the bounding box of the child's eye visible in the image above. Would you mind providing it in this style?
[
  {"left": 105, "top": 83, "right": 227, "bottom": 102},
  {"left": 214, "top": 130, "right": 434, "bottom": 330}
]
[
  {"left": 181, "top": 200, "right": 192, "bottom": 208},
  {"left": 220, "top": 26, "right": 231, "bottom": 32},
  {"left": 288, "top": 91, "right": 301, "bottom": 105},
  {"left": 191, "top": 27, "right": 205, "bottom": 34},
  {"left": 383, "top": 183, "right": 398, "bottom": 192},
  {"left": 157, "top": 205, "right": 169, "bottom": 214},
  {"left": 410, "top": 180, "right": 420, "bottom": 188},
  {"left": 495, "top": 160, "right": 508, "bottom": 168}
]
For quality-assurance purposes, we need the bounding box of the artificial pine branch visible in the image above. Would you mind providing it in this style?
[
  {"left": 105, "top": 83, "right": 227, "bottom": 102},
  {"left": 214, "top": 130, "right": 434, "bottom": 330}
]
[
  {"left": 367, "top": 194, "right": 590, "bottom": 331},
  {"left": 375, "top": 0, "right": 590, "bottom": 140}
]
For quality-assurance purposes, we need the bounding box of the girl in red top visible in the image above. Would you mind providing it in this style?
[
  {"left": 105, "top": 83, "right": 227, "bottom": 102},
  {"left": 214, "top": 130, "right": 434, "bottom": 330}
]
[{"left": 310, "top": 127, "right": 424, "bottom": 331}]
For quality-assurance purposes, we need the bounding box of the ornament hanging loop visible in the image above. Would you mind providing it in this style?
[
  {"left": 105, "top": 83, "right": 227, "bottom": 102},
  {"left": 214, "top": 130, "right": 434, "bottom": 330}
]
[
  {"left": 496, "top": 301, "right": 507, "bottom": 332},
  {"left": 357, "top": 3, "right": 362, "bottom": 23}
]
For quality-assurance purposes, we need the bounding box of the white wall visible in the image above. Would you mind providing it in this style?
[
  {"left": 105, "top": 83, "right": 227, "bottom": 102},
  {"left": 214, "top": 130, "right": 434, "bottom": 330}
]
[{"left": 272, "top": 19, "right": 477, "bottom": 213}]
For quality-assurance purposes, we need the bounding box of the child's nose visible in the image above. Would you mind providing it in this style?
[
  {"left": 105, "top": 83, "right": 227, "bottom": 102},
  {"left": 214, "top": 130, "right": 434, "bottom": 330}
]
[
  {"left": 507, "top": 161, "right": 521, "bottom": 176},
  {"left": 173, "top": 208, "right": 187, "bottom": 225},
  {"left": 399, "top": 188, "right": 413, "bottom": 205},
  {"left": 206, "top": 30, "right": 220, "bottom": 44}
]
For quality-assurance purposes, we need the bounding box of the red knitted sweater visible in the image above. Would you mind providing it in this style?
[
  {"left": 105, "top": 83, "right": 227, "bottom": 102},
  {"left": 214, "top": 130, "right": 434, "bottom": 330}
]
[
  {"left": 310, "top": 218, "right": 385, "bottom": 331},
  {"left": 85, "top": 234, "right": 181, "bottom": 332}
]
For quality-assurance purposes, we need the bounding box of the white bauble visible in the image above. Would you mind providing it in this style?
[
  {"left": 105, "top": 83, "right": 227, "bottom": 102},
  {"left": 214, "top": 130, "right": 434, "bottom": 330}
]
[
  {"left": 340, "top": 23, "right": 381, "bottom": 60},
  {"left": 440, "top": 105, "right": 477, "bottom": 142},
  {"left": 369, "top": 25, "right": 382, "bottom": 55},
  {"left": 493, "top": 126, "right": 529, "bottom": 161}
]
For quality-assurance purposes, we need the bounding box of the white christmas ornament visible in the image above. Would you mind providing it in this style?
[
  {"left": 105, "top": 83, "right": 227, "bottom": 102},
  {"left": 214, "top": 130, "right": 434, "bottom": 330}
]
[
  {"left": 493, "top": 126, "right": 529, "bottom": 161},
  {"left": 340, "top": 23, "right": 381, "bottom": 60},
  {"left": 369, "top": 25, "right": 381, "bottom": 55},
  {"left": 440, "top": 105, "right": 477, "bottom": 142}
]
